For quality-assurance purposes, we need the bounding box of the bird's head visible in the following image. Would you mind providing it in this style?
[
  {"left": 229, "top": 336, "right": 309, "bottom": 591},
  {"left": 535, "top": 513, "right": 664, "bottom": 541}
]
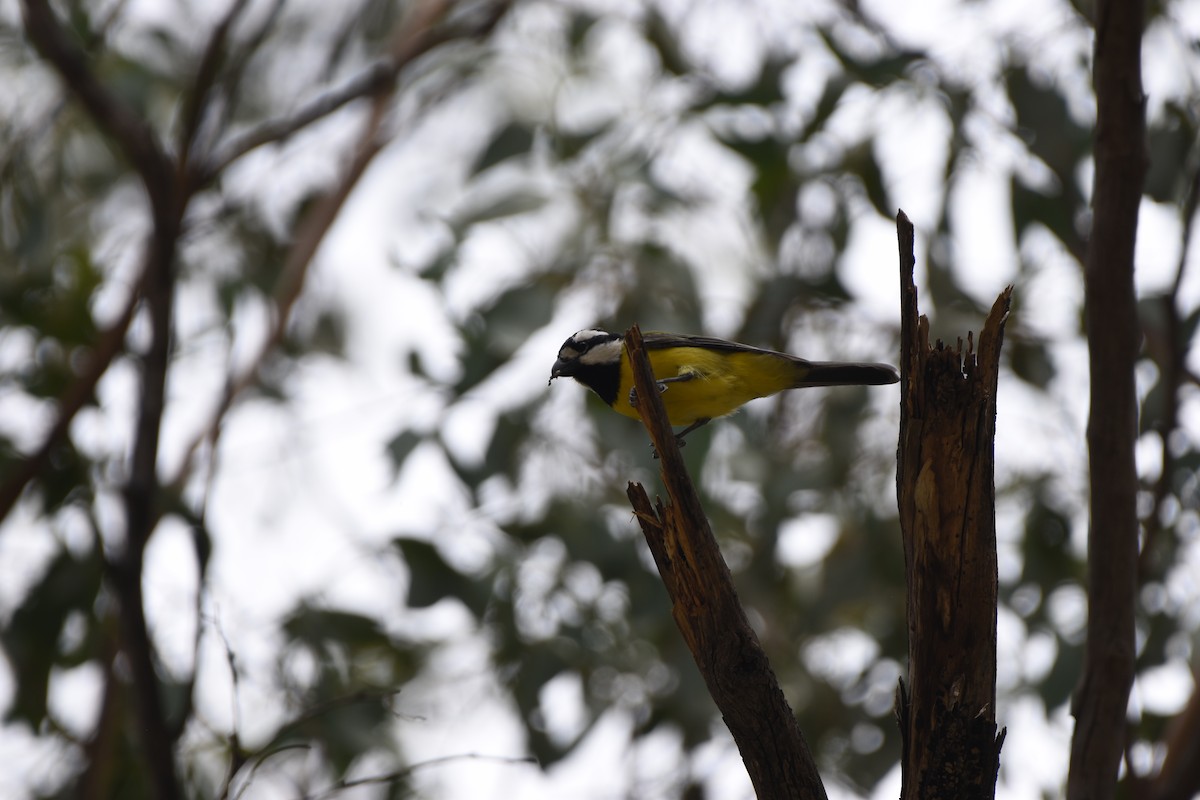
[{"left": 549, "top": 329, "right": 622, "bottom": 384}]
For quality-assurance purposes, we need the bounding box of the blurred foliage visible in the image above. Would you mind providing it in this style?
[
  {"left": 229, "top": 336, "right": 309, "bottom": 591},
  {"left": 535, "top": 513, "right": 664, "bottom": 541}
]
[{"left": 1, "top": 0, "right": 1199, "bottom": 799}]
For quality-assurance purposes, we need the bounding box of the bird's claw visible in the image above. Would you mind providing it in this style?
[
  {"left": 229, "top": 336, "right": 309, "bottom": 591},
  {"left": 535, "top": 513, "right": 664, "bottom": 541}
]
[
  {"left": 649, "top": 435, "right": 688, "bottom": 460},
  {"left": 628, "top": 381, "right": 668, "bottom": 408}
]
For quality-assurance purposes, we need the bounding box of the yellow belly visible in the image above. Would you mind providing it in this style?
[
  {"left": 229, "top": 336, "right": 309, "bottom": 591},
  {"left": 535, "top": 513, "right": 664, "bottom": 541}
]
[{"left": 613, "top": 348, "right": 800, "bottom": 425}]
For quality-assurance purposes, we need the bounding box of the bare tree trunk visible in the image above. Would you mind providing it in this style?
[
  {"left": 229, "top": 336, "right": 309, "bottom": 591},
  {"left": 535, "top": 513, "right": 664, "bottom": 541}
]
[
  {"left": 1067, "top": 0, "right": 1146, "bottom": 795},
  {"left": 894, "top": 210, "right": 1009, "bottom": 800}
]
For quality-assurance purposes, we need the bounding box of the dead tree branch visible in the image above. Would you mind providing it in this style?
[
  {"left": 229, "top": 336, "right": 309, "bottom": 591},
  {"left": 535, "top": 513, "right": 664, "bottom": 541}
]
[{"left": 623, "top": 325, "right": 827, "bottom": 800}]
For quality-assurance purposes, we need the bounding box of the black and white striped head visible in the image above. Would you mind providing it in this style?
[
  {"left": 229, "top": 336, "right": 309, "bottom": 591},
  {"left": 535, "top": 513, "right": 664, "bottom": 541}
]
[{"left": 548, "top": 329, "right": 623, "bottom": 404}]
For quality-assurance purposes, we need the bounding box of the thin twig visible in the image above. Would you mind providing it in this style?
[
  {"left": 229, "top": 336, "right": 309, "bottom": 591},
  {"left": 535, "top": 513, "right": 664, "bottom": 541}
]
[
  {"left": 201, "top": 0, "right": 512, "bottom": 182},
  {"left": 307, "top": 754, "right": 538, "bottom": 800},
  {"left": 168, "top": 0, "right": 512, "bottom": 491},
  {"left": 211, "top": 611, "right": 247, "bottom": 800},
  {"left": 202, "top": 0, "right": 456, "bottom": 180},
  {"left": 0, "top": 262, "right": 147, "bottom": 524},
  {"left": 1138, "top": 164, "right": 1200, "bottom": 578},
  {"left": 205, "top": 0, "right": 287, "bottom": 155},
  {"left": 178, "top": 0, "right": 253, "bottom": 174},
  {"left": 20, "top": 0, "right": 171, "bottom": 204},
  {"left": 167, "top": 94, "right": 390, "bottom": 492},
  {"left": 233, "top": 743, "right": 311, "bottom": 800}
]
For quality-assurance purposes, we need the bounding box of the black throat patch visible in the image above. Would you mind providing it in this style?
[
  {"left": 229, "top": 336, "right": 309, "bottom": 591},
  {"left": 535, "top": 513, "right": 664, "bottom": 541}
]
[{"left": 571, "top": 360, "right": 621, "bottom": 408}]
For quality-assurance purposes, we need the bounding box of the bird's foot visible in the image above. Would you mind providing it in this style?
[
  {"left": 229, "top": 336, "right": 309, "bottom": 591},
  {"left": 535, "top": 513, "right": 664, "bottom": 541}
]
[{"left": 628, "top": 381, "right": 670, "bottom": 408}]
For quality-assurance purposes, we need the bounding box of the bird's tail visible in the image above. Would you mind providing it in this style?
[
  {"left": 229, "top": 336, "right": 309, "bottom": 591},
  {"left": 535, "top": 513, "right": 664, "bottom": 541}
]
[{"left": 794, "top": 360, "right": 899, "bottom": 388}]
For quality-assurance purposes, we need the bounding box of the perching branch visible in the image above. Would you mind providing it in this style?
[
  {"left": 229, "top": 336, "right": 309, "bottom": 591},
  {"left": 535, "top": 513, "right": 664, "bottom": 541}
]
[
  {"left": 1067, "top": 0, "right": 1146, "bottom": 795},
  {"left": 894, "top": 210, "right": 1009, "bottom": 800},
  {"left": 623, "top": 325, "right": 828, "bottom": 800}
]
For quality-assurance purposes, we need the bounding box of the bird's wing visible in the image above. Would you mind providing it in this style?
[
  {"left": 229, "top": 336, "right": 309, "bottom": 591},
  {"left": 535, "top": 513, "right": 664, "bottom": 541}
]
[{"left": 642, "top": 332, "right": 788, "bottom": 358}]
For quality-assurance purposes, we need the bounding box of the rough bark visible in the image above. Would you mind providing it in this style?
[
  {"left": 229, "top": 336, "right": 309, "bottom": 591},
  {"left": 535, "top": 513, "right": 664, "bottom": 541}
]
[
  {"left": 894, "top": 210, "right": 1009, "bottom": 800},
  {"left": 624, "top": 325, "right": 827, "bottom": 800}
]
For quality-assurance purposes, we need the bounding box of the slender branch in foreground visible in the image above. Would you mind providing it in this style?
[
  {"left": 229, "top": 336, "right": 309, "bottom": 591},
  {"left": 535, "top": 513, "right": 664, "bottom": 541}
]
[
  {"left": 1067, "top": 0, "right": 1146, "bottom": 794},
  {"left": 623, "top": 325, "right": 827, "bottom": 800}
]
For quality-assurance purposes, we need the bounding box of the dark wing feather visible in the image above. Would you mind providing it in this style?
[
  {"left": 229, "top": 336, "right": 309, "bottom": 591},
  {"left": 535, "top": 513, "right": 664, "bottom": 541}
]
[
  {"left": 642, "top": 332, "right": 788, "bottom": 358},
  {"left": 641, "top": 332, "right": 899, "bottom": 385}
]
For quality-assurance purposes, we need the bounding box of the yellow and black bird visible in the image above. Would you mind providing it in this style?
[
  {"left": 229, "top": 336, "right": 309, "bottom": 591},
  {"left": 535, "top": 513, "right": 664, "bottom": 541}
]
[{"left": 549, "top": 329, "right": 898, "bottom": 440}]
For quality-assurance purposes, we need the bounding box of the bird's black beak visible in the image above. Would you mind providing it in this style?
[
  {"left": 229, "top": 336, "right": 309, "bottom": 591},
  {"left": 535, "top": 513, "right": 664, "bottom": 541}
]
[{"left": 549, "top": 358, "right": 574, "bottom": 385}]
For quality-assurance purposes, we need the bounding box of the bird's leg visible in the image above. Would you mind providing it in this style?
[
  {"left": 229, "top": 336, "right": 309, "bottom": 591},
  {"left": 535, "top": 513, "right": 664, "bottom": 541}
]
[
  {"left": 628, "top": 373, "right": 700, "bottom": 459},
  {"left": 652, "top": 419, "right": 705, "bottom": 462},
  {"left": 628, "top": 373, "right": 695, "bottom": 407},
  {"left": 648, "top": 417, "right": 710, "bottom": 460},
  {"left": 674, "top": 418, "right": 711, "bottom": 443}
]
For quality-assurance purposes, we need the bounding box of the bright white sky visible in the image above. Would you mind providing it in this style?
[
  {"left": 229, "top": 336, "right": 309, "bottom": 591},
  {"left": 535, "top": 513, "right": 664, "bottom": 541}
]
[{"left": 1, "top": 0, "right": 1199, "bottom": 797}]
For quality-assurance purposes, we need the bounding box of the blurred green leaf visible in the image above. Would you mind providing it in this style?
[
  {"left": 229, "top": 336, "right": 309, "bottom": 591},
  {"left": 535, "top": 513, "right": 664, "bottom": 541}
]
[
  {"left": 1011, "top": 174, "right": 1078, "bottom": 248},
  {"left": 1144, "top": 102, "right": 1195, "bottom": 203},
  {"left": 386, "top": 431, "right": 422, "bottom": 475},
  {"left": 394, "top": 537, "right": 491, "bottom": 618},
  {"left": 845, "top": 142, "right": 891, "bottom": 218},
  {"left": 801, "top": 76, "right": 849, "bottom": 142},
  {"left": 1021, "top": 487, "right": 1078, "bottom": 588},
  {"left": 1005, "top": 66, "right": 1091, "bottom": 181},
  {"left": 283, "top": 605, "right": 389, "bottom": 651},
  {"left": 473, "top": 122, "right": 535, "bottom": 175},
  {"left": 449, "top": 188, "right": 548, "bottom": 235},
  {"left": 643, "top": 8, "right": 690, "bottom": 76},
  {"left": 699, "top": 56, "right": 789, "bottom": 108},
  {"left": 1, "top": 547, "right": 103, "bottom": 726},
  {"left": 1009, "top": 337, "right": 1056, "bottom": 389}
]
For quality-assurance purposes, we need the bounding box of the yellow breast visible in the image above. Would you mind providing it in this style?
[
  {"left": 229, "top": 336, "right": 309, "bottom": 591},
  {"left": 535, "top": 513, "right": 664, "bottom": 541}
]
[{"left": 613, "top": 347, "right": 800, "bottom": 425}]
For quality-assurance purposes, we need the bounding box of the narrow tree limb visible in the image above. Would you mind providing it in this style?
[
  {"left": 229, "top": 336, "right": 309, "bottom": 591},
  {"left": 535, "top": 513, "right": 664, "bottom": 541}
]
[
  {"left": 1067, "top": 0, "right": 1146, "bottom": 795},
  {"left": 201, "top": 0, "right": 510, "bottom": 181},
  {"left": 623, "top": 325, "right": 827, "bottom": 800},
  {"left": 110, "top": 217, "right": 185, "bottom": 800},
  {"left": 0, "top": 267, "right": 146, "bottom": 524},
  {"left": 166, "top": 74, "right": 392, "bottom": 492},
  {"left": 177, "top": 0, "right": 253, "bottom": 173},
  {"left": 168, "top": 0, "right": 512, "bottom": 490},
  {"left": 21, "top": 4, "right": 189, "bottom": 797},
  {"left": 1140, "top": 150, "right": 1200, "bottom": 800},
  {"left": 1137, "top": 162, "right": 1198, "bottom": 579},
  {"left": 1148, "top": 662, "right": 1200, "bottom": 800},
  {"left": 894, "top": 210, "right": 1008, "bottom": 800},
  {"left": 20, "top": 0, "right": 171, "bottom": 205}
]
